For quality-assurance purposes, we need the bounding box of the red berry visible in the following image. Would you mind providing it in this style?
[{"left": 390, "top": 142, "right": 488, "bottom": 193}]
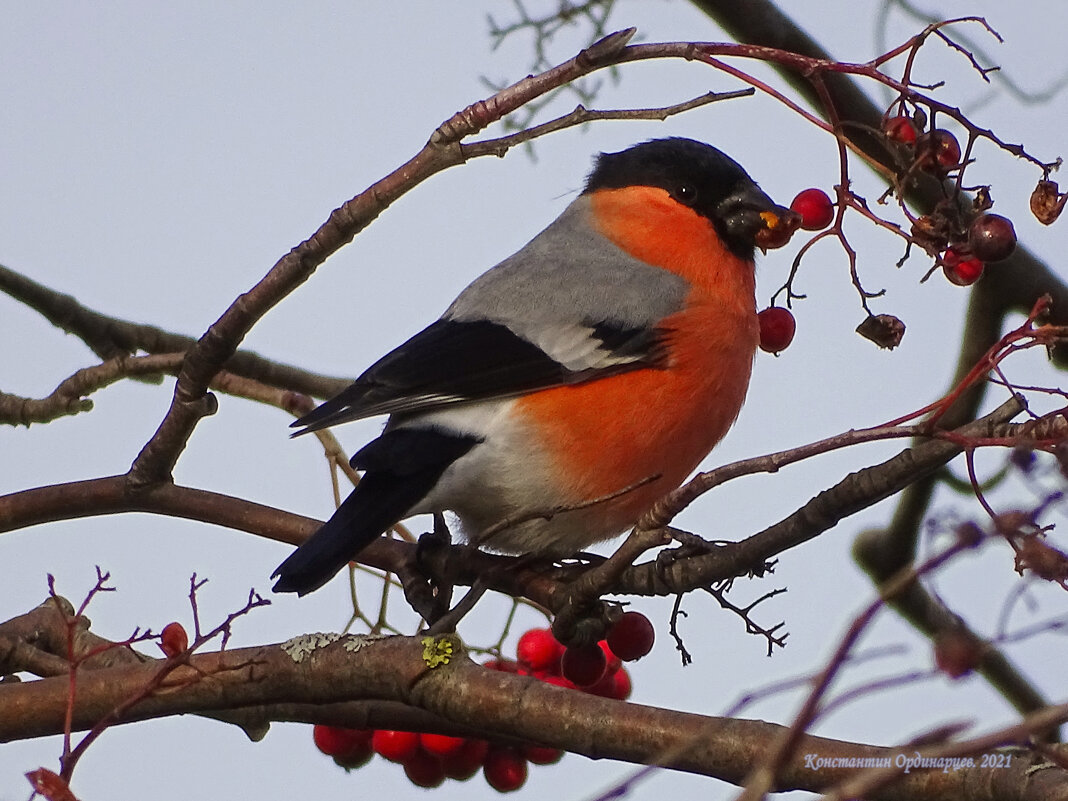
[
  {"left": 482, "top": 658, "right": 519, "bottom": 673},
  {"left": 934, "top": 630, "right": 982, "bottom": 679},
  {"left": 313, "top": 725, "right": 349, "bottom": 757},
  {"left": 941, "top": 246, "right": 963, "bottom": 268},
  {"left": 443, "top": 738, "right": 489, "bottom": 781},
  {"left": 516, "top": 628, "right": 563, "bottom": 672},
  {"left": 403, "top": 749, "right": 446, "bottom": 788},
  {"left": 884, "top": 115, "right": 918, "bottom": 145},
  {"left": 159, "top": 622, "right": 188, "bottom": 657},
  {"left": 372, "top": 729, "right": 420, "bottom": 763},
  {"left": 598, "top": 640, "right": 623, "bottom": 674},
  {"left": 790, "top": 188, "right": 834, "bottom": 230},
  {"left": 943, "top": 254, "right": 984, "bottom": 286},
  {"left": 420, "top": 732, "right": 467, "bottom": 758},
  {"left": 916, "top": 129, "right": 961, "bottom": 173},
  {"left": 483, "top": 747, "right": 528, "bottom": 793},
  {"left": 968, "top": 213, "right": 1016, "bottom": 262},
  {"left": 610, "top": 667, "right": 632, "bottom": 700},
  {"left": 335, "top": 738, "right": 374, "bottom": 770},
  {"left": 606, "top": 611, "right": 655, "bottom": 662},
  {"left": 589, "top": 666, "right": 633, "bottom": 700},
  {"left": 753, "top": 208, "right": 801, "bottom": 250},
  {"left": 541, "top": 673, "right": 577, "bottom": 690},
  {"left": 313, "top": 725, "right": 373, "bottom": 766},
  {"left": 524, "top": 744, "right": 565, "bottom": 765},
  {"left": 758, "top": 307, "right": 796, "bottom": 353},
  {"left": 561, "top": 643, "right": 607, "bottom": 687}
]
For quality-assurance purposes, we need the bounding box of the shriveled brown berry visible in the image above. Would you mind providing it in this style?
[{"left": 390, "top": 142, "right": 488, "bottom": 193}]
[
  {"left": 1014, "top": 536, "right": 1068, "bottom": 583},
  {"left": 910, "top": 214, "right": 950, "bottom": 255},
  {"left": 855, "top": 314, "right": 905, "bottom": 349},
  {"left": 1031, "top": 179, "right": 1066, "bottom": 225}
]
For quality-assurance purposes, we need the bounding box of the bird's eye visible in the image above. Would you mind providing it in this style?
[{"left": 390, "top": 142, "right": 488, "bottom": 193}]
[{"left": 674, "top": 183, "right": 698, "bottom": 205}]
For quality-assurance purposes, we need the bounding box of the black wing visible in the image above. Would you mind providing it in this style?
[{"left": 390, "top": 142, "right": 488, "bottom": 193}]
[{"left": 291, "top": 317, "right": 665, "bottom": 435}]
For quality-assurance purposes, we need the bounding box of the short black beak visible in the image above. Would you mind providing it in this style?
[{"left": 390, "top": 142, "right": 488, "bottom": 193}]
[{"left": 718, "top": 183, "right": 801, "bottom": 251}]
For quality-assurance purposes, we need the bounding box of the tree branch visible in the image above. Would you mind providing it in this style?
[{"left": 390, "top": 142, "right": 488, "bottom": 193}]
[{"left": 2, "top": 625, "right": 1064, "bottom": 799}]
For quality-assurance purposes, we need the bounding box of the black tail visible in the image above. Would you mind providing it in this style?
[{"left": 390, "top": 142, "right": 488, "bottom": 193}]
[{"left": 272, "top": 427, "right": 480, "bottom": 595}]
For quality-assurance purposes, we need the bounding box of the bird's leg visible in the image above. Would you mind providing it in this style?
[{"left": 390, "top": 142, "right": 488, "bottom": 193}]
[
  {"left": 654, "top": 526, "right": 730, "bottom": 572},
  {"left": 424, "top": 579, "right": 488, "bottom": 635},
  {"left": 400, "top": 513, "right": 456, "bottom": 625}
]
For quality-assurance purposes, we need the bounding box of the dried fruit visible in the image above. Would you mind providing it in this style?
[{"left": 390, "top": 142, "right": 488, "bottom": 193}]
[
  {"left": 1031, "top": 179, "right": 1066, "bottom": 225},
  {"left": 855, "top": 314, "right": 905, "bottom": 349},
  {"left": 1014, "top": 536, "right": 1068, "bottom": 583}
]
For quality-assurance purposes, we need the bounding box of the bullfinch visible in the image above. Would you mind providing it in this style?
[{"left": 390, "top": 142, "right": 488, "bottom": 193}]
[{"left": 272, "top": 137, "right": 797, "bottom": 595}]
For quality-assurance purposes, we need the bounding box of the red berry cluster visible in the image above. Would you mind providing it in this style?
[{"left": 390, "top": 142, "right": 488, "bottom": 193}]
[
  {"left": 938, "top": 212, "right": 1016, "bottom": 286},
  {"left": 311, "top": 724, "right": 521, "bottom": 790},
  {"left": 884, "top": 116, "right": 962, "bottom": 174},
  {"left": 498, "top": 615, "right": 650, "bottom": 702},
  {"left": 882, "top": 115, "right": 1018, "bottom": 286},
  {"left": 309, "top": 613, "right": 653, "bottom": 792}
]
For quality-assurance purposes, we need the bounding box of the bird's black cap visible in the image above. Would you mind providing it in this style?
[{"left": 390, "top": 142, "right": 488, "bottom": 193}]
[{"left": 583, "top": 137, "right": 790, "bottom": 259}]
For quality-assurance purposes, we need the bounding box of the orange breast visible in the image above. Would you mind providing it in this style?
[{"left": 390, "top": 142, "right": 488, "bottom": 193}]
[{"left": 515, "top": 186, "right": 758, "bottom": 524}]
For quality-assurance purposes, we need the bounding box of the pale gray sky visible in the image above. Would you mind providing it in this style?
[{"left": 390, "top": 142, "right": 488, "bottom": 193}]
[{"left": 2, "top": 2, "right": 1066, "bottom": 799}]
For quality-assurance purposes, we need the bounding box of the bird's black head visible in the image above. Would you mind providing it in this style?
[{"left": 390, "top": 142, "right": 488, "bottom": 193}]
[{"left": 583, "top": 137, "right": 798, "bottom": 259}]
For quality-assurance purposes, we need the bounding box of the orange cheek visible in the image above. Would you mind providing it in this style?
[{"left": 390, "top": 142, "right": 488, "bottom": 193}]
[{"left": 588, "top": 185, "right": 752, "bottom": 298}]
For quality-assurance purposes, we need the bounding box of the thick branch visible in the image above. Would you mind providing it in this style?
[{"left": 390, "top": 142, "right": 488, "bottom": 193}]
[{"left": 1, "top": 631, "right": 1064, "bottom": 799}]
